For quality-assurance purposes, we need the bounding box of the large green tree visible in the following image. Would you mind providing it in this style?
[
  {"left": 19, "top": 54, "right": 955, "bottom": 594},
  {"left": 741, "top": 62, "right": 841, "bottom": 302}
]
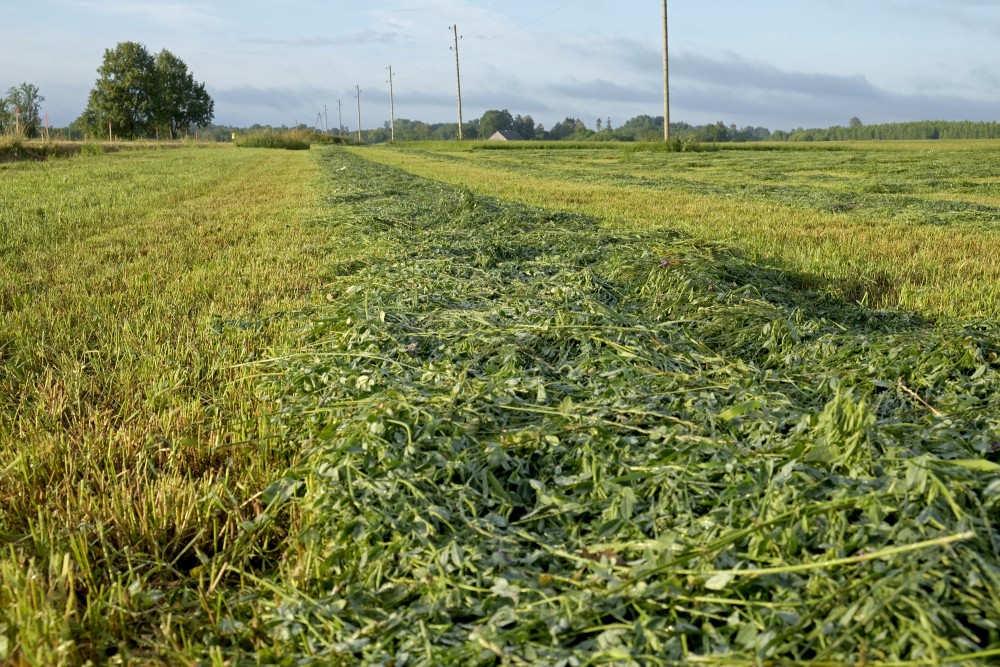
[
  {"left": 479, "top": 109, "right": 514, "bottom": 138},
  {"left": 82, "top": 42, "right": 214, "bottom": 140},
  {"left": 85, "top": 41, "right": 156, "bottom": 138},
  {"left": 512, "top": 113, "right": 535, "bottom": 140},
  {"left": 151, "top": 49, "right": 214, "bottom": 139},
  {"left": 4, "top": 83, "right": 45, "bottom": 137}
]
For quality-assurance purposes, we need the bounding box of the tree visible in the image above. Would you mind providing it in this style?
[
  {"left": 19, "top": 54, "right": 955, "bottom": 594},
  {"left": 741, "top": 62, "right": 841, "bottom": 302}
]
[
  {"left": 0, "top": 97, "right": 11, "bottom": 134},
  {"left": 512, "top": 114, "right": 535, "bottom": 140},
  {"left": 85, "top": 41, "right": 156, "bottom": 138},
  {"left": 151, "top": 49, "right": 214, "bottom": 139},
  {"left": 479, "top": 109, "right": 514, "bottom": 138},
  {"left": 81, "top": 41, "right": 213, "bottom": 140},
  {"left": 5, "top": 83, "right": 45, "bottom": 137},
  {"left": 849, "top": 116, "right": 863, "bottom": 128},
  {"left": 548, "top": 117, "right": 587, "bottom": 140}
]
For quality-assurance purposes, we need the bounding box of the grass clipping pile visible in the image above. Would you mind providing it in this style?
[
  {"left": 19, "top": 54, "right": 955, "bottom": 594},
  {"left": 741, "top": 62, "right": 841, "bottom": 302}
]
[{"left": 258, "top": 150, "right": 1000, "bottom": 665}]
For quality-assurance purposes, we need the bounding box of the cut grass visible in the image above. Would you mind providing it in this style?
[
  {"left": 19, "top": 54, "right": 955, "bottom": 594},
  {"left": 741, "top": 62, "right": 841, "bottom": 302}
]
[
  {"left": 3, "top": 143, "right": 999, "bottom": 665},
  {"left": 0, "top": 147, "right": 330, "bottom": 664},
  {"left": 241, "top": 149, "right": 1000, "bottom": 665},
  {"left": 359, "top": 143, "right": 1000, "bottom": 319}
]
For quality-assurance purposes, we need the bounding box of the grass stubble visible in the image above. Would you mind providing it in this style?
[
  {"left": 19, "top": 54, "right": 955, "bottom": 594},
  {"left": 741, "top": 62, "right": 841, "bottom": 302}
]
[
  {"left": 1, "top": 143, "right": 999, "bottom": 665},
  {"left": 0, "top": 146, "right": 330, "bottom": 664}
]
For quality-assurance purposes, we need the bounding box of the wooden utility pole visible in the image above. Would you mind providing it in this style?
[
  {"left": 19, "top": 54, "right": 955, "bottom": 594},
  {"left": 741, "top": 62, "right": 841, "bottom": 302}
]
[
  {"left": 387, "top": 66, "right": 396, "bottom": 143},
  {"left": 338, "top": 99, "right": 343, "bottom": 136},
  {"left": 451, "top": 25, "right": 464, "bottom": 140},
  {"left": 663, "top": 0, "right": 670, "bottom": 142},
  {"left": 356, "top": 85, "right": 362, "bottom": 144}
]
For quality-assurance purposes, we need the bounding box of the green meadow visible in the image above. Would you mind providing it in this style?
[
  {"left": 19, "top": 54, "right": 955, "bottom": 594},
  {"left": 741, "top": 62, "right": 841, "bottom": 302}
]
[{"left": 1, "top": 142, "right": 999, "bottom": 665}]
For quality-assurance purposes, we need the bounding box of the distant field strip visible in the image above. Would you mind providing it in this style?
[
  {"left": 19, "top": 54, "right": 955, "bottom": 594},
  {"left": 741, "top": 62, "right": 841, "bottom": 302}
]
[{"left": 359, "top": 144, "right": 1000, "bottom": 319}]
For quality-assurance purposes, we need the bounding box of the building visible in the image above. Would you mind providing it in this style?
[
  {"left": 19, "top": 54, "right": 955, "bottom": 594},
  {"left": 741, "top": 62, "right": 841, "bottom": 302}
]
[{"left": 488, "top": 130, "right": 524, "bottom": 141}]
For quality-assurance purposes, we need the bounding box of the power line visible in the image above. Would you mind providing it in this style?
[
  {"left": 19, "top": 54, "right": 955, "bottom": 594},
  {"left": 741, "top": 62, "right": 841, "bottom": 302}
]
[{"left": 392, "top": 0, "right": 580, "bottom": 86}]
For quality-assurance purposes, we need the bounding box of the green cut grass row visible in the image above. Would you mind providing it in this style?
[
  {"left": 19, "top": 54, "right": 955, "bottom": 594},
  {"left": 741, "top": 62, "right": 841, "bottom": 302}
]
[
  {"left": 237, "top": 148, "right": 1000, "bottom": 665},
  {"left": 358, "top": 143, "right": 1000, "bottom": 320}
]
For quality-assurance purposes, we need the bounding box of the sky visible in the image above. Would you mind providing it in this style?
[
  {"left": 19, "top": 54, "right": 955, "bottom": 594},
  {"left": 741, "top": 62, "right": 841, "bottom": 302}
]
[{"left": 4, "top": 0, "right": 1000, "bottom": 132}]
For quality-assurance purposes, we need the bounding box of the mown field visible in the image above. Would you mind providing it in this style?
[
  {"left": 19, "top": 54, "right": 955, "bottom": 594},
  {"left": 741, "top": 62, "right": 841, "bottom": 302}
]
[
  {"left": 361, "top": 141, "right": 1000, "bottom": 320},
  {"left": 0, "top": 146, "right": 330, "bottom": 664},
  {"left": 1, "top": 143, "right": 999, "bottom": 665}
]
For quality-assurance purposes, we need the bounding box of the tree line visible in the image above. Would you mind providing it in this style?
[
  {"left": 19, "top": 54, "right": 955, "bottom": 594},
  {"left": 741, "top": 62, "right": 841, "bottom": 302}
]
[
  {"left": 353, "top": 112, "right": 1000, "bottom": 144},
  {"left": 9, "top": 47, "right": 1000, "bottom": 145}
]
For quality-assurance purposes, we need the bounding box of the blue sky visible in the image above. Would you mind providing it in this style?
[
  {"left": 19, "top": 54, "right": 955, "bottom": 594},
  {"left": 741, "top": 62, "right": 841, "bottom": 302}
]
[{"left": 4, "top": 0, "right": 1000, "bottom": 131}]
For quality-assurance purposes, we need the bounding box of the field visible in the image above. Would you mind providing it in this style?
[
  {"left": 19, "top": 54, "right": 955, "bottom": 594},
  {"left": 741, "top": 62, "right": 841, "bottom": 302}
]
[
  {"left": 1, "top": 142, "right": 999, "bottom": 665},
  {"left": 362, "top": 140, "right": 1000, "bottom": 319}
]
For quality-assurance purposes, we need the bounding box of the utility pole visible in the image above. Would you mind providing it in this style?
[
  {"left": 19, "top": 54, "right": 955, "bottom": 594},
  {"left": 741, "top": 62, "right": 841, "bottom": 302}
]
[
  {"left": 387, "top": 65, "right": 396, "bottom": 143},
  {"left": 451, "top": 24, "right": 464, "bottom": 140},
  {"left": 356, "top": 85, "right": 363, "bottom": 144},
  {"left": 662, "top": 0, "right": 670, "bottom": 142},
  {"left": 338, "top": 99, "right": 343, "bottom": 136},
  {"left": 324, "top": 104, "right": 329, "bottom": 133}
]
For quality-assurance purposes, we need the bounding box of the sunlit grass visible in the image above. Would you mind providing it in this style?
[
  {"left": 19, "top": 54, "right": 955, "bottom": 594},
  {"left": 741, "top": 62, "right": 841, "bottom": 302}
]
[
  {"left": 0, "top": 147, "right": 329, "bottom": 664},
  {"left": 4, "top": 142, "right": 1000, "bottom": 664},
  {"left": 359, "top": 143, "right": 1000, "bottom": 319}
]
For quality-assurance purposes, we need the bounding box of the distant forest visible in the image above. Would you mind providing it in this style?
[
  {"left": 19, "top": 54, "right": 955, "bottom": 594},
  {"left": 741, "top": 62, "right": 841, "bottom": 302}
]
[
  {"left": 234, "top": 115, "right": 1000, "bottom": 144},
  {"left": 57, "top": 112, "right": 1000, "bottom": 144}
]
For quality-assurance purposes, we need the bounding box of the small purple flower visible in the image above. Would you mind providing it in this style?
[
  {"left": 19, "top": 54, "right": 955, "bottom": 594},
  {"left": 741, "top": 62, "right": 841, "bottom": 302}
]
[
  {"left": 406, "top": 342, "right": 418, "bottom": 354},
  {"left": 660, "top": 258, "right": 673, "bottom": 268}
]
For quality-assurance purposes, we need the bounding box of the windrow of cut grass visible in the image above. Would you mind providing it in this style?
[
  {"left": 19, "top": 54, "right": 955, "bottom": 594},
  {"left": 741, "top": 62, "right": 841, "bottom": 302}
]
[
  {"left": 245, "top": 149, "right": 1000, "bottom": 665},
  {"left": 0, "top": 147, "right": 331, "bottom": 664},
  {"left": 359, "top": 143, "right": 1000, "bottom": 320}
]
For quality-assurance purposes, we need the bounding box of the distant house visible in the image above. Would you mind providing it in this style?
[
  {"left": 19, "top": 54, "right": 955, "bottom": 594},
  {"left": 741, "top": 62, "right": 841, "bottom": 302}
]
[{"left": 489, "top": 130, "right": 524, "bottom": 141}]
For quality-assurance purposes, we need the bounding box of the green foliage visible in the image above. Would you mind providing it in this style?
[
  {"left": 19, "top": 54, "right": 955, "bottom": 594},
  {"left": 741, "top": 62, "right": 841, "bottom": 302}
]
[
  {"left": 513, "top": 113, "right": 536, "bottom": 139},
  {"left": 547, "top": 115, "right": 590, "bottom": 140},
  {"left": 479, "top": 108, "right": 515, "bottom": 138},
  {"left": 235, "top": 129, "right": 342, "bottom": 150},
  {"left": 80, "top": 42, "right": 214, "bottom": 140},
  {"left": 84, "top": 41, "right": 156, "bottom": 139},
  {"left": 3, "top": 83, "right": 45, "bottom": 138},
  {"left": 780, "top": 120, "right": 1000, "bottom": 142},
  {"left": 151, "top": 49, "right": 214, "bottom": 139},
  {"left": 0, "top": 98, "right": 10, "bottom": 134}
]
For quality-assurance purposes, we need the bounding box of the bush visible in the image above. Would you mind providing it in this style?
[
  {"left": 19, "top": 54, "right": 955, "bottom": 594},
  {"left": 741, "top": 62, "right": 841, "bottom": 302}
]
[{"left": 235, "top": 129, "right": 346, "bottom": 150}]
